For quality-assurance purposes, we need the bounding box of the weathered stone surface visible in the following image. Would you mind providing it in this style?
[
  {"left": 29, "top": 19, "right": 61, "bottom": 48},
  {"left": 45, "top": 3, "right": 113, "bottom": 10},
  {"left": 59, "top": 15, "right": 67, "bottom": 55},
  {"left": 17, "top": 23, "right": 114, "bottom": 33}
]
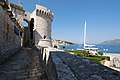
[
  {"left": 52, "top": 53, "right": 77, "bottom": 80},
  {"left": 90, "top": 75, "right": 103, "bottom": 80},
  {"left": 112, "top": 57, "right": 120, "bottom": 67},
  {"left": 0, "top": 47, "right": 20, "bottom": 64},
  {"left": 50, "top": 51, "right": 120, "bottom": 80},
  {"left": 0, "top": 48, "right": 47, "bottom": 80},
  {"left": 0, "top": 5, "right": 21, "bottom": 48},
  {"left": 31, "top": 5, "right": 53, "bottom": 47},
  {"left": 0, "top": 5, "right": 21, "bottom": 64}
]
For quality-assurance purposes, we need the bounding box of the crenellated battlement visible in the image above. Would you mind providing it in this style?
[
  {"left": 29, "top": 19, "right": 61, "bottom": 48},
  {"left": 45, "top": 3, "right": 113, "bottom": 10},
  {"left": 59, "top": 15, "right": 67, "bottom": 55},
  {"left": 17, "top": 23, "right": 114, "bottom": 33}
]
[
  {"left": 30, "top": 5, "right": 54, "bottom": 47},
  {"left": 36, "top": 5, "right": 54, "bottom": 21}
]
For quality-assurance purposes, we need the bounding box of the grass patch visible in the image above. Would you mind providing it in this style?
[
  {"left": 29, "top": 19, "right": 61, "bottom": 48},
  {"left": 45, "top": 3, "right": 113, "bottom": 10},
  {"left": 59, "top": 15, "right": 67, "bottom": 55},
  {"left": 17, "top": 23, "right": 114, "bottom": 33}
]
[{"left": 65, "top": 50, "right": 110, "bottom": 64}]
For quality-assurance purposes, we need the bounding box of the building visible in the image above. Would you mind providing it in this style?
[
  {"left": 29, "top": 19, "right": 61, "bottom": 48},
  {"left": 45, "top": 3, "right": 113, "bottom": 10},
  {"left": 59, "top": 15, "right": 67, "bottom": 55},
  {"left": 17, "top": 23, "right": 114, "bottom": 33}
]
[
  {"left": 31, "top": 5, "right": 54, "bottom": 47},
  {"left": 0, "top": 0, "right": 54, "bottom": 51},
  {"left": 0, "top": 0, "right": 21, "bottom": 53}
]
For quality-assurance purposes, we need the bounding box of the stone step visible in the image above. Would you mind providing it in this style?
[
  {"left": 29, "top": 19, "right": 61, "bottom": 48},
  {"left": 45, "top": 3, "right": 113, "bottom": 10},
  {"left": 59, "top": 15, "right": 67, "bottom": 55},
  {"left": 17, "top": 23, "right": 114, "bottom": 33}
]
[{"left": 0, "top": 48, "right": 47, "bottom": 80}]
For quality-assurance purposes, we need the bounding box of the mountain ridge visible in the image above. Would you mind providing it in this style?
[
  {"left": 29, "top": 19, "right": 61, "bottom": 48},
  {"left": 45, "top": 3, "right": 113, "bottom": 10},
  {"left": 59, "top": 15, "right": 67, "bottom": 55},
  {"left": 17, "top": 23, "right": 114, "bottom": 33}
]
[{"left": 101, "top": 39, "right": 120, "bottom": 44}]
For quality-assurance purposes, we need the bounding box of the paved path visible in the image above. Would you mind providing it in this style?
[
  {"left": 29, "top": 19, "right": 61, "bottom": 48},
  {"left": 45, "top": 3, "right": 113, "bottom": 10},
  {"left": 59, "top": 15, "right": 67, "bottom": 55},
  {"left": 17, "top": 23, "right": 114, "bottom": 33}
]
[{"left": 0, "top": 48, "right": 47, "bottom": 80}]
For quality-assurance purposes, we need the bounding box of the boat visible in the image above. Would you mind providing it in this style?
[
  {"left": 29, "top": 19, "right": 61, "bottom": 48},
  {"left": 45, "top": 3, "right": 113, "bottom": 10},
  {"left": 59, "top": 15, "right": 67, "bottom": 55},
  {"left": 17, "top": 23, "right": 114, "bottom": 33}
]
[
  {"left": 77, "top": 21, "right": 98, "bottom": 55},
  {"left": 83, "top": 21, "right": 98, "bottom": 55}
]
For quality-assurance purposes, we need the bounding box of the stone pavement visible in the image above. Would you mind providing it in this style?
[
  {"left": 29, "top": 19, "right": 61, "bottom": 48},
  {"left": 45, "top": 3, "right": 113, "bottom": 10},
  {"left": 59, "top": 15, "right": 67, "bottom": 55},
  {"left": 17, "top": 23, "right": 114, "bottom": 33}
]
[
  {"left": 0, "top": 48, "right": 47, "bottom": 80},
  {"left": 56, "top": 52, "right": 120, "bottom": 80}
]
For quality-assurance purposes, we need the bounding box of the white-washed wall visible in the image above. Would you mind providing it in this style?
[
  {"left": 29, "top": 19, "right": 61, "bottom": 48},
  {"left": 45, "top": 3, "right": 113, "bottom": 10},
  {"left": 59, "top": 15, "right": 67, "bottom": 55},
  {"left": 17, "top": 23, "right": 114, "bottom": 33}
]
[{"left": 31, "top": 5, "right": 53, "bottom": 47}]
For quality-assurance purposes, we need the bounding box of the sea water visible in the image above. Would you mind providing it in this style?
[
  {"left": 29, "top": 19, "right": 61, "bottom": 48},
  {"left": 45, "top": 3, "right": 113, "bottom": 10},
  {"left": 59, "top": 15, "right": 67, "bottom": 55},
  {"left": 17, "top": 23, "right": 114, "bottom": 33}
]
[{"left": 59, "top": 44, "right": 120, "bottom": 54}]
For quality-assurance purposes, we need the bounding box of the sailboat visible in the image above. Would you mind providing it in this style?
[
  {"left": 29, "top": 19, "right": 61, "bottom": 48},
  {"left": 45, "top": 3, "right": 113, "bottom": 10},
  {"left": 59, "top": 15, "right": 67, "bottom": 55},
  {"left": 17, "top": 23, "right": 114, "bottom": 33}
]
[
  {"left": 83, "top": 21, "right": 98, "bottom": 54},
  {"left": 77, "top": 21, "right": 98, "bottom": 55}
]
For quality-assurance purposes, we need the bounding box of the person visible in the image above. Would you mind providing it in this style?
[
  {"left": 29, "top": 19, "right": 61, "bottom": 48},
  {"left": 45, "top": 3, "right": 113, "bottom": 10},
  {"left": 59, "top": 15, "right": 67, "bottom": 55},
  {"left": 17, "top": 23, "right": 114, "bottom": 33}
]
[
  {"left": 30, "top": 18, "right": 34, "bottom": 39},
  {"left": 29, "top": 18, "right": 34, "bottom": 48}
]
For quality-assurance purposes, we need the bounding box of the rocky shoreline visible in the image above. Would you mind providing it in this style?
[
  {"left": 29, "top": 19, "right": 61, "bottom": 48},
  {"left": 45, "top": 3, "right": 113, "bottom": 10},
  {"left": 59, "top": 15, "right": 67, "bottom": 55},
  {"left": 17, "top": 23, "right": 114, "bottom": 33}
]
[{"left": 52, "top": 39, "right": 74, "bottom": 46}]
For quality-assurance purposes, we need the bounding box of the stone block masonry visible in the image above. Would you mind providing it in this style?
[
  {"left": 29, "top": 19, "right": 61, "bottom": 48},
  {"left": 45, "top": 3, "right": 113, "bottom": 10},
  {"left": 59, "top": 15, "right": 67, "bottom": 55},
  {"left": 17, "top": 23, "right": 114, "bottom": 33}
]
[
  {"left": 0, "top": 47, "right": 47, "bottom": 80},
  {"left": 0, "top": 5, "right": 21, "bottom": 64},
  {"left": 0, "top": 45, "right": 120, "bottom": 80},
  {"left": 31, "top": 5, "right": 54, "bottom": 47},
  {"left": 1, "top": 1, "right": 120, "bottom": 80},
  {"left": 38, "top": 47, "right": 120, "bottom": 80},
  {"left": 57, "top": 52, "right": 120, "bottom": 80}
]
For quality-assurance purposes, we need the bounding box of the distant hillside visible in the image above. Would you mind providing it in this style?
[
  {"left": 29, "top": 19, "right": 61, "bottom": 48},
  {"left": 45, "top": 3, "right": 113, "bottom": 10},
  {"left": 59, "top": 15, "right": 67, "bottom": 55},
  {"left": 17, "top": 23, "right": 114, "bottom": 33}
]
[
  {"left": 52, "top": 39, "right": 74, "bottom": 46},
  {"left": 101, "top": 39, "right": 120, "bottom": 44}
]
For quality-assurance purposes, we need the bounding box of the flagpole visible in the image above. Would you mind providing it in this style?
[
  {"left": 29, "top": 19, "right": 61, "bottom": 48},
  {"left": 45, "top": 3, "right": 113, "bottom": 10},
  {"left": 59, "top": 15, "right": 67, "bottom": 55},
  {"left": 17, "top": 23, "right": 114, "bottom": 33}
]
[
  {"left": 38, "top": 0, "right": 40, "bottom": 5},
  {"left": 18, "top": 0, "right": 20, "bottom": 5}
]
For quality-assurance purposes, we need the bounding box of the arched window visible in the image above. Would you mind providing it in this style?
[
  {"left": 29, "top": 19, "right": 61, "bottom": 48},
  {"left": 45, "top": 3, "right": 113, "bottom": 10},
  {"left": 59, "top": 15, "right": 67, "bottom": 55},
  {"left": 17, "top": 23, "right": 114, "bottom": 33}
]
[
  {"left": 42, "top": 11, "right": 44, "bottom": 15},
  {"left": 40, "top": 10, "right": 41, "bottom": 14},
  {"left": 36, "top": 9, "right": 39, "bottom": 16},
  {"left": 44, "top": 36, "right": 46, "bottom": 39},
  {"left": 25, "top": 14, "right": 27, "bottom": 16},
  {"left": 23, "top": 20, "right": 28, "bottom": 27}
]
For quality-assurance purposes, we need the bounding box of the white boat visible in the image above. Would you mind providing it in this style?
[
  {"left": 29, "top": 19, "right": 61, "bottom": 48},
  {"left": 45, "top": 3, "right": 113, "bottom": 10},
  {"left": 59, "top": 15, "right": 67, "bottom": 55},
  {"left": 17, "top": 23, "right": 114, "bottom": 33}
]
[{"left": 83, "top": 21, "right": 98, "bottom": 55}]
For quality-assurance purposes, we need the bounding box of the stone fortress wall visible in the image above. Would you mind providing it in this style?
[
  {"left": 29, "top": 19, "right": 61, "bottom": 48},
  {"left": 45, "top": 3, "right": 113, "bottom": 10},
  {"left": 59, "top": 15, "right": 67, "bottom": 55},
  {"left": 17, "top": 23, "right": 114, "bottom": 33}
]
[
  {"left": 0, "top": 5, "right": 21, "bottom": 52},
  {"left": 31, "top": 5, "right": 54, "bottom": 47},
  {"left": 10, "top": 3, "right": 24, "bottom": 28},
  {"left": 1, "top": 1, "right": 120, "bottom": 80},
  {"left": 0, "top": 1, "right": 21, "bottom": 64},
  {"left": 0, "top": 1, "right": 54, "bottom": 63}
]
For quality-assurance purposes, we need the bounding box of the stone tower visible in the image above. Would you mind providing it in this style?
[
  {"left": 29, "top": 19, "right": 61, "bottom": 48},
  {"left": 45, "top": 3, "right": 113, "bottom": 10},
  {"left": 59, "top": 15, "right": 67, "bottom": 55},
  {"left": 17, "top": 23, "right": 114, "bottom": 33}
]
[{"left": 31, "top": 5, "right": 54, "bottom": 47}]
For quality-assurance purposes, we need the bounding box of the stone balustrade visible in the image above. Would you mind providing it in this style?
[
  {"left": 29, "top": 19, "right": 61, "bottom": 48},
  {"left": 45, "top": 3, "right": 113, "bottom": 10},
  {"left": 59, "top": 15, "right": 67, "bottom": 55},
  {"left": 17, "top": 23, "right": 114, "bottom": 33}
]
[{"left": 112, "top": 57, "right": 120, "bottom": 68}]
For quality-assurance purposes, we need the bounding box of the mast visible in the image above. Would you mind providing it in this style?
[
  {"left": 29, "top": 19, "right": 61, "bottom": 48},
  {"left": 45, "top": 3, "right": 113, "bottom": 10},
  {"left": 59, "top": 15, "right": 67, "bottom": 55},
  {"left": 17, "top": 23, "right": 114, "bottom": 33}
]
[{"left": 84, "top": 21, "right": 87, "bottom": 49}]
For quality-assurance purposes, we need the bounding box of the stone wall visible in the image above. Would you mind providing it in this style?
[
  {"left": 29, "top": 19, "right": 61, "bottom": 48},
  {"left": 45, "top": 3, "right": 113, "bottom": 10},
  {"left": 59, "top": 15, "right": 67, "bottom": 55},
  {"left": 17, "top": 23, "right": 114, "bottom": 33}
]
[
  {"left": 36, "top": 46, "right": 58, "bottom": 80},
  {"left": 24, "top": 11, "right": 30, "bottom": 22},
  {"left": 0, "top": 5, "right": 21, "bottom": 64},
  {"left": 112, "top": 57, "right": 120, "bottom": 67},
  {"left": 10, "top": 3, "right": 25, "bottom": 28},
  {"left": 36, "top": 46, "right": 120, "bottom": 80}
]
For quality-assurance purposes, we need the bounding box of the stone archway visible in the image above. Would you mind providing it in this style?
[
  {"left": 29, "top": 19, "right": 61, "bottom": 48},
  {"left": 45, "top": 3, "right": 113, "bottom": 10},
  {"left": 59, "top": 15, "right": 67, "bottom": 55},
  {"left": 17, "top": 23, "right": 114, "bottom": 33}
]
[
  {"left": 21, "top": 11, "right": 31, "bottom": 47},
  {"left": 24, "top": 11, "right": 31, "bottom": 23}
]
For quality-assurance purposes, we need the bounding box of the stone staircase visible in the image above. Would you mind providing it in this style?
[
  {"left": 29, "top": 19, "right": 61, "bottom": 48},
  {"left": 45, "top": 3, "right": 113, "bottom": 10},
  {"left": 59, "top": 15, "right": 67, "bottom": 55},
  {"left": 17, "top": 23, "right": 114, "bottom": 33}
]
[
  {"left": 1, "top": 46, "right": 120, "bottom": 80},
  {"left": 0, "top": 47, "right": 47, "bottom": 80}
]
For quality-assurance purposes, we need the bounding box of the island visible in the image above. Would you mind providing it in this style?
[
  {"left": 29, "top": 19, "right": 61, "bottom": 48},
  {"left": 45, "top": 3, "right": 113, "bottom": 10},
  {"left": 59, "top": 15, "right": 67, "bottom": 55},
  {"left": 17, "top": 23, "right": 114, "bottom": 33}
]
[
  {"left": 101, "top": 39, "right": 120, "bottom": 44},
  {"left": 52, "top": 39, "right": 74, "bottom": 46}
]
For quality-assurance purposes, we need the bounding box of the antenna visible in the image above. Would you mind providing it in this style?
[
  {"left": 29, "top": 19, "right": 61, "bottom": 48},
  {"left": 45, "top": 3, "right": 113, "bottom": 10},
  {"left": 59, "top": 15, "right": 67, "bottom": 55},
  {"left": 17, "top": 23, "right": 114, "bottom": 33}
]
[
  {"left": 84, "top": 21, "right": 87, "bottom": 49},
  {"left": 18, "top": 0, "right": 23, "bottom": 7},
  {"left": 38, "top": 0, "right": 40, "bottom": 4},
  {"left": 18, "top": 0, "right": 20, "bottom": 4}
]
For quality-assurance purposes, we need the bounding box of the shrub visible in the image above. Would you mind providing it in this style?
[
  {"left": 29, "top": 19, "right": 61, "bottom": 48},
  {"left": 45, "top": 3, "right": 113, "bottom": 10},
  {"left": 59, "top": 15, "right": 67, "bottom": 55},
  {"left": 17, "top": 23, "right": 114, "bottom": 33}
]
[
  {"left": 64, "top": 50, "right": 110, "bottom": 64},
  {"left": 98, "top": 51, "right": 103, "bottom": 56}
]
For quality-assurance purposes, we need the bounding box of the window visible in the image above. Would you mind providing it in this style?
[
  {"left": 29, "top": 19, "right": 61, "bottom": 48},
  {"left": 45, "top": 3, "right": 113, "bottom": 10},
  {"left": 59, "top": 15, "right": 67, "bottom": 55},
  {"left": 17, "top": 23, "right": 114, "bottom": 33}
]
[{"left": 36, "top": 9, "right": 39, "bottom": 16}]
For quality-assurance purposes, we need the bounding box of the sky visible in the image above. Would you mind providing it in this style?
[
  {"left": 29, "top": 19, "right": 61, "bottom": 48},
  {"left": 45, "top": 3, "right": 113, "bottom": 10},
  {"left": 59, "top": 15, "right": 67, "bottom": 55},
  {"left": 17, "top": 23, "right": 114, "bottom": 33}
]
[{"left": 9, "top": 0, "right": 120, "bottom": 44}]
